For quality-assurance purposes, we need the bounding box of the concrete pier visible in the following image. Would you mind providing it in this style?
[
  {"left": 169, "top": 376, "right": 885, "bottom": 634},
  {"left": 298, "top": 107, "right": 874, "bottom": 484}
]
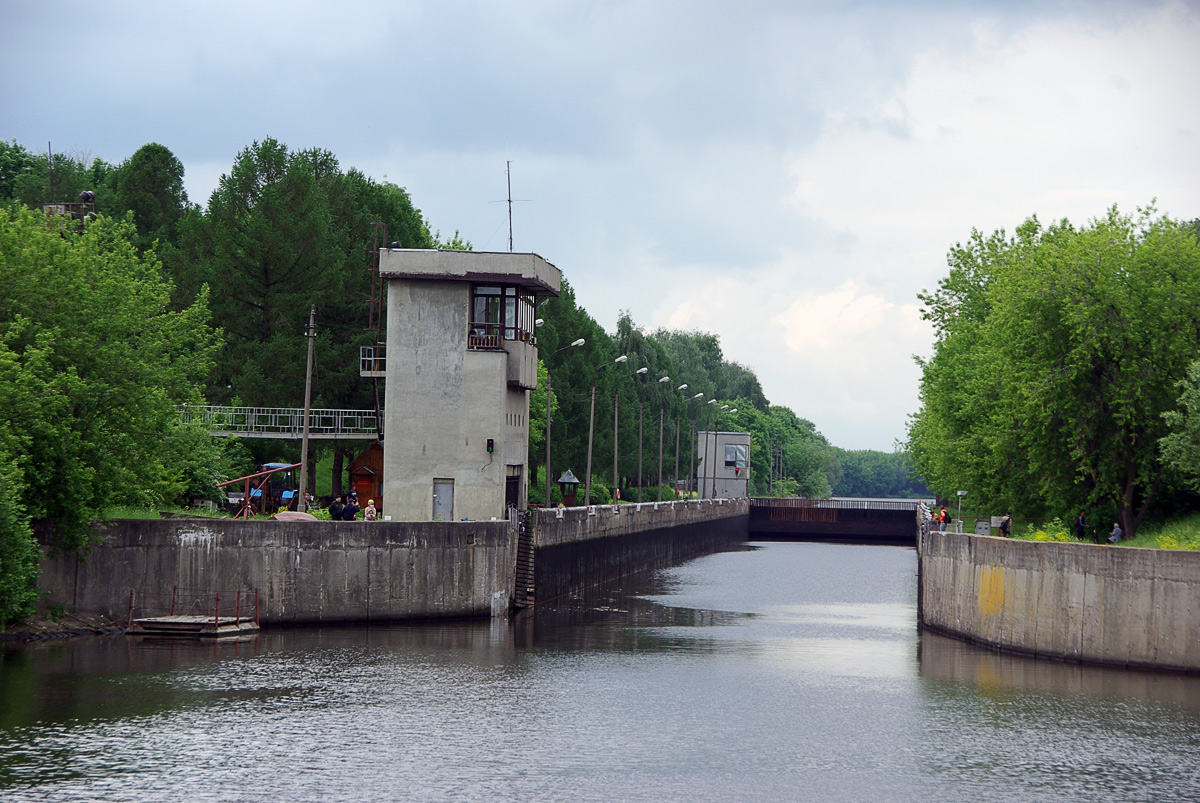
[
  {"left": 37, "top": 499, "right": 749, "bottom": 625},
  {"left": 919, "top": 530, "right": 1200, "bottom": 674}
]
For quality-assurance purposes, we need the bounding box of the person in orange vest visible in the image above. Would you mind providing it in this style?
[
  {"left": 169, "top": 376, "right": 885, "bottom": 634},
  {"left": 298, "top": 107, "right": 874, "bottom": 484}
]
[{"left": 939, "top": 506, "right": 948, "bottom": 531}]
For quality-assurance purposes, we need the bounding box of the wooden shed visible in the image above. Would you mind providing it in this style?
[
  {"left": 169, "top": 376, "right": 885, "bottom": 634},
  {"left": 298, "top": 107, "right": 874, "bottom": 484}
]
[{"left": 347, "top": 440, "right": 383, "bottom": 511}]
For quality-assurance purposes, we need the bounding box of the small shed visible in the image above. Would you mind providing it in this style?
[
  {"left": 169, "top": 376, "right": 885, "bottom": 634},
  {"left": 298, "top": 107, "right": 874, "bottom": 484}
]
[{"left": 347, "top": 441, "right": 384, "bottom": 510}]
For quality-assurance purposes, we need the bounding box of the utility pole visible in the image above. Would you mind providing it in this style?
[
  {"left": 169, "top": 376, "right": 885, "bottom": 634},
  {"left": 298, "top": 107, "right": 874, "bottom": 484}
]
[{"left": 298, "top": 305, "right": 316, "bottom": 511}]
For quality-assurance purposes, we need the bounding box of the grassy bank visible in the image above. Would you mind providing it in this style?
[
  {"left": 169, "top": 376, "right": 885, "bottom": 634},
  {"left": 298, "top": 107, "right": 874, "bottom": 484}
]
[{"left": 1012, "top": 512, "right": 1200, "bottom": 550}]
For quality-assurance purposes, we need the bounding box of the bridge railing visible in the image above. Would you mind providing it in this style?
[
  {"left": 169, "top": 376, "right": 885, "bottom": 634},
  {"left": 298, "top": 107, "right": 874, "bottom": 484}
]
[
  {"left": 177, "top": 405, "right": 380, "bottom": 439},
  {"left": 750, "top": 497, "right": 929, "bottom": 512}
]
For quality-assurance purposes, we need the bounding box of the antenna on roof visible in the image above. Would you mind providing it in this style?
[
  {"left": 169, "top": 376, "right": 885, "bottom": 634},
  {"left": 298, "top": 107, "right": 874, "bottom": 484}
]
[{"left": 490, "top": 158, "right": 530, "bottom": 252}]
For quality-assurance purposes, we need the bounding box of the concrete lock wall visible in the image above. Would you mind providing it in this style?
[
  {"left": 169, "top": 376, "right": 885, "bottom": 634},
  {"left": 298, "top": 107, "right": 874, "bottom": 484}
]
[
  {"left": 39, "top": 519, "right": 516, "bottom": 625},
  {"left": 531, "top": 498, "right": 749, "bottom": 603},
  {"left": 919, "top": 530, "right": 1200, "bottom": 673}
]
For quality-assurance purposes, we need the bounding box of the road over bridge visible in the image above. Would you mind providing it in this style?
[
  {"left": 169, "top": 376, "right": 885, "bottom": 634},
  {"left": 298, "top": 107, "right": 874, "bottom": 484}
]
[{"left": 748, "top": 497, "right": 927, "bottom": 545}]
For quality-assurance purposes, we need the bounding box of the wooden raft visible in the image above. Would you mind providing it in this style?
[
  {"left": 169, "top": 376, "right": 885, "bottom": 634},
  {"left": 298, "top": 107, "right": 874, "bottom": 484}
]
[{"left": 127, "top": 615, "right": 260, "bottom": 638}]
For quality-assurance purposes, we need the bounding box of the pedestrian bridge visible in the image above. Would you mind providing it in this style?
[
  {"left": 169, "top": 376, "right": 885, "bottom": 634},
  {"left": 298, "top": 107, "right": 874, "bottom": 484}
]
[
  {"left": 748, "top": 497, "right": 928, "bottom": 545},
  {"left": 176, "top": 405, "right": 380, "bottom": 440}
]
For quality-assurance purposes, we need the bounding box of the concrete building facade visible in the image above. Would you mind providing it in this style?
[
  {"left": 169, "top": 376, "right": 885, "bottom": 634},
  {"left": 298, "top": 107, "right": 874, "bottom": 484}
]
[
  {"left": 379, "top": 249, "right": 561, "bottom": 521},
  {"left": 695, "top": 430, "right": 751, "bottom": 499}
]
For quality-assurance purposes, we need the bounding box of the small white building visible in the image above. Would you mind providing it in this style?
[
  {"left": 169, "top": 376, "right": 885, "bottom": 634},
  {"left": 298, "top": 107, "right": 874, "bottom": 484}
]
[
  {"left": 695, "top": 430, "right": 751, "bottom": 499},
  {"left": 377, "top": 249, "right": 561, "bottom": 521}
]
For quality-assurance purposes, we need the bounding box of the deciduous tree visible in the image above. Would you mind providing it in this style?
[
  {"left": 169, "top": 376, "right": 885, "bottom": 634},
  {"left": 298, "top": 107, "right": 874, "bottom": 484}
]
[{"left": 908, "top": 206, "right": 1200, "bottom": 537}]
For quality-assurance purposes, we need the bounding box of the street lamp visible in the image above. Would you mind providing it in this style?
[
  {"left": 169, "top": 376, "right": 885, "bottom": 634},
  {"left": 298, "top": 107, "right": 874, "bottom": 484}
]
[
  {"left": 677, "top": 391, "right": 703, "bottom": 498},
  {"left": 615, "top": 366, "right": 648, "bottom": 503},
  {"left": 544, "top": 337, "right": 585, "bottom": 506},
  {"left": 656, "top": 376, "right": 670, "bottom": 501},
  {"left": 701, "top": 399, "right": 717, "bottom": 498},
  {"left": 585, "top": 354, "right": 627, "bottom": 506},
  {"left": 685, "top": 393, "right": 707, "bottom": 497}
]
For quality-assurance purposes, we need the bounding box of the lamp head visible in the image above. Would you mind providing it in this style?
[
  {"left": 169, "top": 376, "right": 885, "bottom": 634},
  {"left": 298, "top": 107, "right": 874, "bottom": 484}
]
[
  {"left": 635, "top": 367, "right": 648, "bottom": 375},
  {"left": 615, "top": 355, "right": 628, "bottom": 364},
  {"left": 534, "top": 318, "right": 544, "bottom": 327},
  {"left": 721, "top": 405, "right": 729, "bottom": 410},
  {"left": 571, "top": 338, "right": 585, "bottom": 347},
  {"left": 730, "top": 408, "right": 738, "bottom": 414},
  {"left": 708, "top": 399, "right": 717, "bottom": 405},
  {"left": 659, "top": 376, "right": 670, "bottom": 383},
  {"left": 692, "top": 392, "right": 703, "bottom": 399},
  {"left": 677, "top": 383, "right": 688, "bottom": 391}
]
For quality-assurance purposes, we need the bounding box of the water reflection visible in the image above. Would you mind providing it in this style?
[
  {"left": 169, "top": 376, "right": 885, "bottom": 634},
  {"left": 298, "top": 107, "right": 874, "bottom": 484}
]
[
  {"left": 1, "top": 542, "right": 1198, "bottom": 803},
  {"left": 920, "top": 627, "right": 1200, "bottom": 711}
]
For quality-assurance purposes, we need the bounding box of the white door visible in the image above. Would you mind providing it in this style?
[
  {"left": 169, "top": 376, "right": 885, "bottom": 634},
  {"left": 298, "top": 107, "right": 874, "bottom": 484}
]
[{"left": 432, "top": 480, "right": 454, "bottom": 521}]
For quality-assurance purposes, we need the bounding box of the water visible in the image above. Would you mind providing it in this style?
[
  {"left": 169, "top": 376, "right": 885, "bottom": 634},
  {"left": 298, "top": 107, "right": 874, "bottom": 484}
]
[{"left": 2, "top": 542, "right": 1198, "bottom": 802}]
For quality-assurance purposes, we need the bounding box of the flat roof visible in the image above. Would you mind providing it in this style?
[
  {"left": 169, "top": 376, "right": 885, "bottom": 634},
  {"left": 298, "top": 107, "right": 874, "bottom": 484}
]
[{"left": 379, "top": 248, "right": 562, "bottom": 295}]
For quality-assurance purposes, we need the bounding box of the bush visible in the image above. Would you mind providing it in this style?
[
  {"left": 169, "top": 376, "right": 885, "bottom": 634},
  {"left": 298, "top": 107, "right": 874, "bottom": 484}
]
[{"left": 1024, "top": 517, "right": 1072, "bottom": 542}]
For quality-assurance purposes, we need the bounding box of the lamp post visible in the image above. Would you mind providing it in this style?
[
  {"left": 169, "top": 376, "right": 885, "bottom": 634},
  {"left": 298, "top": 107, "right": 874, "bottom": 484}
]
[
  {"left": 585, "top": 355, "right": 627, "bottom": 506},
  {"left": 298, "top": 305, "right": 316, "bottom": 511},
  {"left": 685, "top": 392, "right": 704, "bottom": 497},
  {"left": 667, "top": 384, "right": 686, "bottom": 501},
  {"left": 672, "top": 386, "right": 700, "bottom": 499},
  {"left": 544, "top": 337, "right": 585, "bottom": 506},
  {"left": 656, "top": 375, "right": 670, "bottom": 501},
  {"left": 701, "top": 399, "right": 717, "bottom": 498},
  {"left": 615, "top": 366, "right": 648, "bottom": 504}
]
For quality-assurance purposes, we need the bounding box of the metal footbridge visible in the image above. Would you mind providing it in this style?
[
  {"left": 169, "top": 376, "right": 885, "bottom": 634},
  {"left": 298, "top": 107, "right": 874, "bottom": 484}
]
[{"left": 177, "top": 405, "right": 380, "bottom": 440}]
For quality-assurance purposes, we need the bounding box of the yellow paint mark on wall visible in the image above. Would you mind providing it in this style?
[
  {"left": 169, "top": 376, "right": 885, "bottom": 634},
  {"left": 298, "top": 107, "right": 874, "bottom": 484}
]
[{"left": 978, "top": 566, "right": 1006, "bottom": 616}]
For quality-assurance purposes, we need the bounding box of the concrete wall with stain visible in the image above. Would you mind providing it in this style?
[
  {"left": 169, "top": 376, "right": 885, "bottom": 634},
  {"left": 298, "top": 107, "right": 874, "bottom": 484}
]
[
  {"left": 38, "top": 519, "right": 515, "bottom": 625},
  {"left": 919, "top": 531, "right": 1200, "bottom": 673}
]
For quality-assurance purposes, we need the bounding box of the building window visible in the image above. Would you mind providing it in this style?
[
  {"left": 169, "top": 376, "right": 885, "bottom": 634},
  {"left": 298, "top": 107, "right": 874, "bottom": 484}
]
[
  {"left": 469, "top": 284, "right": 538, "bottom": 349},
  {"left": 724, "top": 443, "right": 748, "bottom": 468}
]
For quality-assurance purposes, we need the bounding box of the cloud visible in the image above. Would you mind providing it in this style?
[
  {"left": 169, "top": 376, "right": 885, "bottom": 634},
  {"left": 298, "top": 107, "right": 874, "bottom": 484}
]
[
  {"left": 788, "top": 3, "right": 1200, "bottom": 278},
  {"left": 5, "top": 1, "right": 1197, "bottom": 454}
]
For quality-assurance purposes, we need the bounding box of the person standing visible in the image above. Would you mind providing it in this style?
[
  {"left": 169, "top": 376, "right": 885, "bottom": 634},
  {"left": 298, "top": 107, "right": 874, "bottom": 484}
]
[
  {"left": 939, "top": 507, "right": 948, "bottom": 532},
  {"left": 999, "top": 511, "right": 1012, "bottom": 537},
  {"left": 1074, "top": 510, "right": 1087, "bottom": 540},
  {"left": 329, "top": 495, "right": 344, "bottom": 521}
]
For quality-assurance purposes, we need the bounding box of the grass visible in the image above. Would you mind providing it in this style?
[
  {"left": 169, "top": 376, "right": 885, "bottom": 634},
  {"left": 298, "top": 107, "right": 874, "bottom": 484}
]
[{"left": 1011, "top": 511, "right": 1200, "bottom": 550}]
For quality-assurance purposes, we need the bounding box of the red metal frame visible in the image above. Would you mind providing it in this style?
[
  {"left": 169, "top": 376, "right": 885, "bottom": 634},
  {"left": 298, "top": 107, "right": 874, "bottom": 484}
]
[{"left": 217, "top": 462, "right": 302, "bottom": 519}]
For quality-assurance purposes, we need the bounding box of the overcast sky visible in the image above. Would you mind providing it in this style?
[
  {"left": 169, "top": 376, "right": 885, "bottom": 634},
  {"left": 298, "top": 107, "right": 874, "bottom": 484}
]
[{"left": 3, "top": 1, "right": 1198, "bottom": 450}]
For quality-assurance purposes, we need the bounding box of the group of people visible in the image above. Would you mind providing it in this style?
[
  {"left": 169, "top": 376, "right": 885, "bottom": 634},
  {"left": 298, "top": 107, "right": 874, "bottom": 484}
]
[
  {"left": 1074, "top": 510, "right": 1122, "bottom": 544},
  {"left": 934, "top": 506, "right": 1124, "bottom": 543},
  {"left": 327, "top": 493, "right": 377, "bottom": 522}
]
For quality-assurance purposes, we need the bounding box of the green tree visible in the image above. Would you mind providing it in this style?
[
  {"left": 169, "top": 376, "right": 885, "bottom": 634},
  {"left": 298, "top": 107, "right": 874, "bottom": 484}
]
[
  {"left": 833, "top": 449, "right": 930, "bottom": 498},
  {"left": 177, "top": 138, "right": 437, "bottom": 492},
  {"left": 113, "top": 142, "right": 188, "bottom": 252},
  {"left": 0, "top": 208, "right": 221, "bottom": 618},
  {"left": 1161, "top": 359, "right": 1200, "bottom": 490},
  {"left": 908, "top": 206, "right": 1200, "bottom": 537}
]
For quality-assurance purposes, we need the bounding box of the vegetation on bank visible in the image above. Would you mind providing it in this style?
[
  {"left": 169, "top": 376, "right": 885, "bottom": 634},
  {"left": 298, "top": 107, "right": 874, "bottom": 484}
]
[
  {"left": 907, "top": 206, "right": 1200, "bottom": 541},
  {"left": 1009, "top": 512, "right": 1200, "bottom": 551}
]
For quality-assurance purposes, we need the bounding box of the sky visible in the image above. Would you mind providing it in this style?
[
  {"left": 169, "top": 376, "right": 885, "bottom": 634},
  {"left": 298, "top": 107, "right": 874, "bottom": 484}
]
[{"left": 3, "top": 0, "right": 1198, "bottom": 450}]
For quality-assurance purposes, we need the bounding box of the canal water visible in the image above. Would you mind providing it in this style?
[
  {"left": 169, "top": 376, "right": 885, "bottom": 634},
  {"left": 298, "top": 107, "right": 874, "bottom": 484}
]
[{"left": 2, "top": 542, "right": 1199, "bottom": 802}]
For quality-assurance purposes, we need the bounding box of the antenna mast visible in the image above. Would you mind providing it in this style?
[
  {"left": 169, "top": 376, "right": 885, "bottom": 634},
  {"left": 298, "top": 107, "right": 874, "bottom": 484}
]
[{"left": 506, "top": 160, "right": 513, "bottom": 252}]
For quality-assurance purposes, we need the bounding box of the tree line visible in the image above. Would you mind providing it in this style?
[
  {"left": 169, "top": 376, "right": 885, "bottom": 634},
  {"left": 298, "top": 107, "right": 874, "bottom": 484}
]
[{"left": 907, "top": 206, "right": 1200, "bottom": 538}]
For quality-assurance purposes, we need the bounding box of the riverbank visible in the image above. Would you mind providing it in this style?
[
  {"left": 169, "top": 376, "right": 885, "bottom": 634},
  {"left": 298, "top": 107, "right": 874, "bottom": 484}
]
[{"left": 1, "top": 611, "right": 123, "bottom": 643}]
